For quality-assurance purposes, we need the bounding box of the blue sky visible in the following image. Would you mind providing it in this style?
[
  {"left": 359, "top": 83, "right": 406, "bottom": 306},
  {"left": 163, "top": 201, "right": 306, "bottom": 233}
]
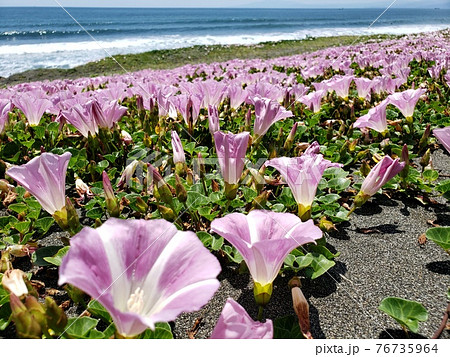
[{"left": 0, "top": 0, "right": 449, "bottom": 8}]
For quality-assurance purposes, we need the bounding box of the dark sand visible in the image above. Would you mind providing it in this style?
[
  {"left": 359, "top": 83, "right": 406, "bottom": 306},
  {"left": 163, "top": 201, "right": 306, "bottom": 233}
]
[{"left": 173, "top": 150, "right": 450, "bottom": 339}]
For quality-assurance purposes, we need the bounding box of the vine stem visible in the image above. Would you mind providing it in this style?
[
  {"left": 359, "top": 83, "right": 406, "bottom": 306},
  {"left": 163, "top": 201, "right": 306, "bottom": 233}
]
[{"left": 432, "top": 302, "right": 450, "bottom": 339}]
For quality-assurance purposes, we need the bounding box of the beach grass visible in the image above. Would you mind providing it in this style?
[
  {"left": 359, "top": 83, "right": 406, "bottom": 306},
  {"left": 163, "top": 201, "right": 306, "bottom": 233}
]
[{"left": 1, "top": 34, "right": 399, "bottom": 86}]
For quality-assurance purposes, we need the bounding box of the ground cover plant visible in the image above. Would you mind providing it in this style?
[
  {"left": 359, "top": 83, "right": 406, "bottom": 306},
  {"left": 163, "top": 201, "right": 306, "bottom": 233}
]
[{"left": 0, "top": 29, "right": 449, "bottom": 339}]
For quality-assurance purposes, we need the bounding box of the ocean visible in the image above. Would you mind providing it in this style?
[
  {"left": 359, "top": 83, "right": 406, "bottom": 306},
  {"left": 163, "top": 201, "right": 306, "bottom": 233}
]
[{"left": 0, "top": 7, "right": 449, "bottom": 78}]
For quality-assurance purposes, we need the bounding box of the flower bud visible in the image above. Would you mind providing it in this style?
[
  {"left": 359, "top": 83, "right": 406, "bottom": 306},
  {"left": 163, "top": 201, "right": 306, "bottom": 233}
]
[
  {"left": 45, "top": 297, "right": 68, "bottom": 333},
  {"left": 65, "top": 197, "right": 81, "bottom": 236},
  {"left": 349, "top": 139, "right": 358, "bottom": 153},
  {"left": 339, "top": 141, "right": 349, "bottom": 156},
  {"left": 197, "top": 153, "right": 206, "bottom": 180},
  {"left": 360, "top": 160, "right": 371, "bottom": 177},
  {"left": 326, "top": 123, "right": 334, "bottom": 141},
  {"left": 289, "top": 277, "right": 312, "bottom": 339},
  {"left": 418, "top": 124, "right": 431, "bottom": 150},
  {"left": 10, "top": 293, "right": 42, "bottom": 339},
  {"left": 118, "top": 160, "right": 139, "bottom": 189},
  {"left": 319, "top": 216, "right": 337, "bottom": 232},
  {"left": 400, "top": 144, "right": 410, "bottom": 180},
  {"left": 249, "top": 167, "right": 265, "bottom": 193},
  {"left": 148, "top": 164, "right": 173, "bottom": 207},
  {"left": 2, "top": 269, "right": 28, "bottom": 297},
  {"left": 1, "top": 250, "right": 12, "bottom": 272},
  {"left": 103, "top": 171, "right": 120, "bottom": 218},
  {"left": 135, "top": 196, "right": 149, "bottom": 214},
  {"left": 158, "top": 205, "right": 176, "bottom": 222},
  {"left": 175, "top": 174, "right": 187, "bottom": 203},
  {"left": 186, "top": 168, "right": 194, "bottom": 186},
  {"left": 25, "top": 295, "right": 47, "bottom": 330},
  {"left": 420, "top": 148, "right": 431, "bottom": 169},
  {"left": 251, "top": 190, "right": 270, "bottom": 210},
  {"left": 283, "top": 122, "right": 298, "bottom": 151},
  {"left": 7, "top": 244, "right": 36, "bottom": 258},
  {"left": 75, "top": 178, "right": 92, "bottom": 198},
  {"left": 136, "top": 95, "right": 144, "bottom": 113},
  {"left": 121, "top": 130, "right": 133, "bottom": 146}
]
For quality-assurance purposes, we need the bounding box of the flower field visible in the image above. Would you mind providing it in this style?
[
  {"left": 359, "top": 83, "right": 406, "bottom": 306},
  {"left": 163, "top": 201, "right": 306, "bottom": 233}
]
[{"left": 0, "top": 30, "right": 449, "bottom": 339}]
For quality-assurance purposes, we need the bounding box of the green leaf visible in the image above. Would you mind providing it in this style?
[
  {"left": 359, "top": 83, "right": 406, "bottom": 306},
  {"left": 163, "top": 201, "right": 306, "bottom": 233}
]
[
  {"left": 186, "top": 191, "right": 210, "bottom": 210},
  {"left": 223, "top": 245, "right": 244, "bottom": 264},
  {"left": 422, "top": 169, "right": 439, "bottom": 182},
  {"left": 43, "top": 246, "right": 70, "bottom": 266},
  {"left": 197, "top": 206, "right": 219, "bottom": 221},
  {"left": 436, "top": 180, "right": 450, "bottom": 194},
  {"left": 273, "top": 315, "right": 304, "bottom": 339},
  {"left": 0, "top": 303, "right": 11, "bottom": 331},
  {"left": 197, "top": 231, "right": 223, "bottom": 251},
  {"left": 303, "top": 253, "right": 335, "bottom": 279},
  {"left": 139, "top": 322, "right": 173, "bottom": 339},
  {"left": 12, "top": 220, "right": 31, "bottom": 234},
  {"left": 241, "top": 187, "right": 257, "bottom": 203},
  {"left": 8, "top": 203, "right": 28, "bottom": 214},
  {"left": 317, "top": 194, "right": 341, "bottom": 204},
  {"left": 378, "top": 297, "right": 428, "bottom": 333},
  {"left": 35, "top": 217, "right": 54, "bottom": 234},
  {"left": 328, "top": 177, "right": 351, "bottom": 192},
  {"left": 87, "top": 300, "right": 113, "bottom": 323},
  {"left": 86, "top": 207, "right": 104, "bottom": 220},
  {"left": 33, "top": 125, "right": 46, "bottom": 139},
  {"left": 308, "top": 245, "right": 339, "bottom": 260},
  {"left": 426, "top": 227, "right": 450, "bottom": 252},
  {"left": 64, "top": 316, "right": 100, "bottom": 339},
  {"left": 32, "top": 246, "right": 64, "bottom": 267},
  {"left": 184, "top": 142, "right": 196, "bottom": 155}
]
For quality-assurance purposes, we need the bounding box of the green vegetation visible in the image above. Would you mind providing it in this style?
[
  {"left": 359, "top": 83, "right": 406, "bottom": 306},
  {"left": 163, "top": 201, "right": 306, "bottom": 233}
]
[{"left": 1, "top": 34, "right": 398, "bottom": 86}]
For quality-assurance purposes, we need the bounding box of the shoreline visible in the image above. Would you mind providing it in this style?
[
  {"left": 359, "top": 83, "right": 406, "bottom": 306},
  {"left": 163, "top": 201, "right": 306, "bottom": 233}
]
[{"left": 1, "top": 34, "right": 399, "bottom": 87}]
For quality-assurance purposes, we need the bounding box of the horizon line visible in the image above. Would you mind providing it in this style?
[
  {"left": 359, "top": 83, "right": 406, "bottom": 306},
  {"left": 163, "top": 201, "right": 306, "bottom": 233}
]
[{"left": 0, "top": 6, "right": 446, "bottom": 9}]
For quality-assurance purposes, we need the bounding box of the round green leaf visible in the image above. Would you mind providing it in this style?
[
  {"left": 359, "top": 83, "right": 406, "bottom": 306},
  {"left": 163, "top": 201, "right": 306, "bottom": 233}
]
[
  {"left": 426, "top": 227, "right": 450, "bottom": 252},
  {"left": 378, "top": 297, "right": 428, "bottom": 333}
]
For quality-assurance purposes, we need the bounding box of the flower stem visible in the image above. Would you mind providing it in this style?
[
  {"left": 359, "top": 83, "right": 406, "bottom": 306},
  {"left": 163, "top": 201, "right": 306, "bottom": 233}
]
[{"left": 257, "top": 306, "right": 264, "bottom": 321}]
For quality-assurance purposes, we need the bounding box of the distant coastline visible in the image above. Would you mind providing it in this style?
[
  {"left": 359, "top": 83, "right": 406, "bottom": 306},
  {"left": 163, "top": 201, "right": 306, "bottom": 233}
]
[
  {"left": 1, "top": 7, "right": 449, "bottom": 80},
  {"left": 0, "top": 33, "right": 401, "bottom": 86}
]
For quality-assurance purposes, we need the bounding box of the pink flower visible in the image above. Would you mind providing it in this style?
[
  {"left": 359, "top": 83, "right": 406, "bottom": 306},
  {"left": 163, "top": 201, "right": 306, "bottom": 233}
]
[
  {"left": 208, "top": 105, "right": 220, "bottom": 135},
  {"left": 353, "top": 100, "right": 389, "bottom": 133},
  {"left": 13, "top": 92, "right": 52, "bottom": 126},
  {"left": 210, "top": 298, "right": 273, "bottom": 339},
  {"left": 174, "top": 94, "right": 201, "bottom": 128},
  {"left": 354, "top": 78, "right": 373, "bottom": 101},
  {"left": 59, "top": 218, "right": 221, "bottom": 337},
  {"left": 62, "top": 103, "right": 99, "bottom": 138},
  {"left": 265, "top": 142, "right": 342, "bottom": 219},
  {"left": 251, "top": 96, "right": 293, "bottom": 138},
  {"left": 299, "top": 90, "right": 326, "bottom": 113},
  {"left": 90, "top": 99, "right": 128, "bottom": 129},
  {"left": 326, "top": 75, "right": 354, "bottom": 99},
  {"left": 171, "top": 131, "right": 185, "bottom": 165},
  {"left": 360, "top": 156, "right": 405, "bottom": 197},
  {"left": 0, "top": 99, "right": 12, "bottom": 133},
  {"left": 211, "top": 210, "right": 322, "bottom": 306},
  {"left": 6, "top": 152, "right": 71, "bottom": 215},
  {"left": 387, "top": 88, "right": 426, "bottom": 120},
  {"left": 433, "top": 126, "right": 450, "bottom": 154},
  {"left": 227, "top": 85, "right": 248, "bottom": 110},
  {"left": 214, "top": 131, "right": 249, "bottom": 186}
]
